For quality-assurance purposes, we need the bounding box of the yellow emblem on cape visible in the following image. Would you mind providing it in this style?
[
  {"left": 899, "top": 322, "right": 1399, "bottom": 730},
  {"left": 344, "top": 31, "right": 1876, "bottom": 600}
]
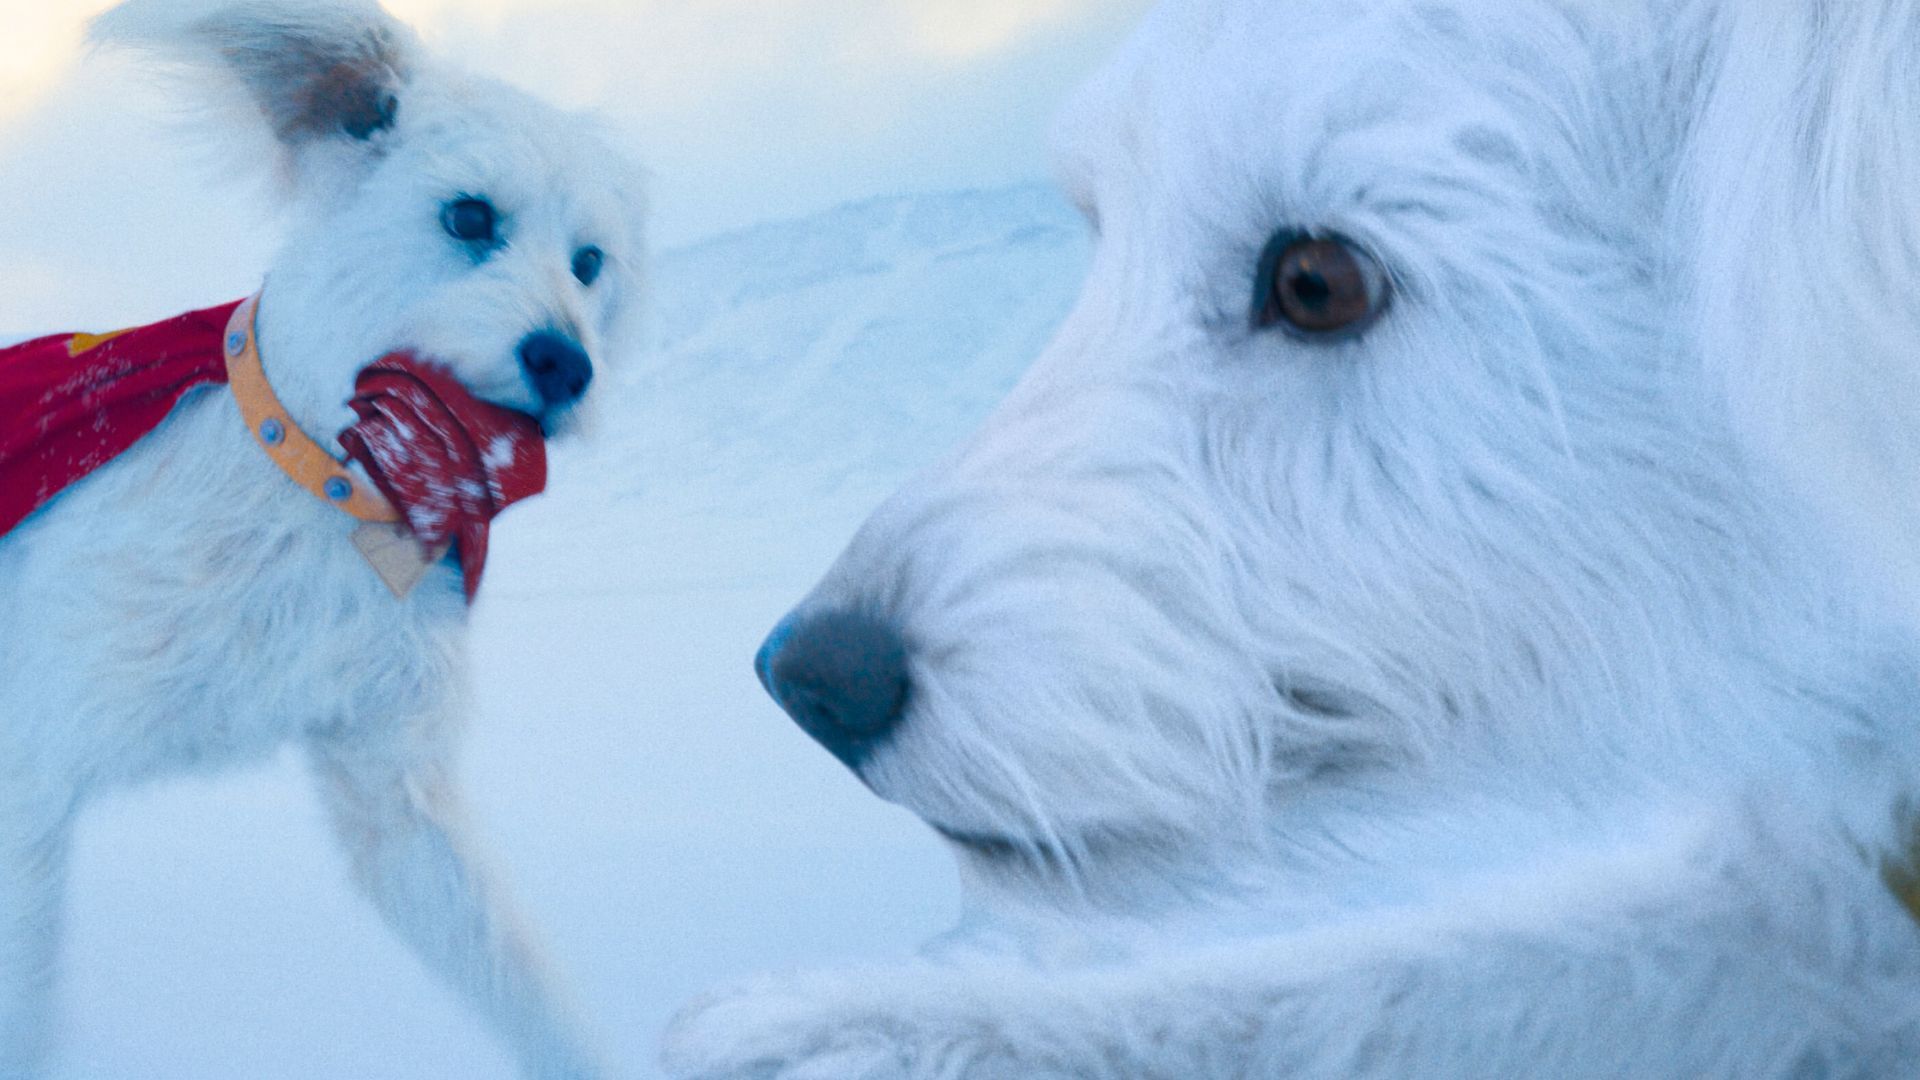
[{"left": 67, "top": 327, "right": 135, "bottom": 358}]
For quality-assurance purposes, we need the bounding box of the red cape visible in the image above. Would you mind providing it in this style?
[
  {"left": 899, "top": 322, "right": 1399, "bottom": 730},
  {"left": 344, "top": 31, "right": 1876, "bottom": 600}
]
[
  {"left": 341, "top": 357, "right": 546, "bottom": 600},
  {"left": 0, "top": 301, "right": 242, "bottom": 537},
  {"left": 0, "top": 302, "right": 546, "bottom": 602}
]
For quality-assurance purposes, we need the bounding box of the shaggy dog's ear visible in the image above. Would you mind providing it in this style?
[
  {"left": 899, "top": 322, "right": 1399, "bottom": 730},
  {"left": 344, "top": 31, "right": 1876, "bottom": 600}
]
[
  {"left": 1681, "top": 2, "right": 1920, "bottom": 611},
  {"left": 90, "top": 0, "right": 417, "bottom": 180}
]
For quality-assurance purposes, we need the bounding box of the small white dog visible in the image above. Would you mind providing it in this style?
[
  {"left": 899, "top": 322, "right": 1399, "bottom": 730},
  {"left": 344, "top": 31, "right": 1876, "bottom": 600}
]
[
  {"left": 667, "top": 0, "right": 1920, "bottom": 1076},
  {"left": 0, "top": 1, "right": 643, "bottom": 1076}
]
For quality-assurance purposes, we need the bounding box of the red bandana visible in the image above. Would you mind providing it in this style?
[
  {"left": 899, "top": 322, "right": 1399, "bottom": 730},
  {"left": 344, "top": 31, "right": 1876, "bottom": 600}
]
[
  {"left": 0, "top": 303, "right": 547, "bottom": 602},
  {"left": 0, "top": 301, "right": 242, "bottom": 537},
  {"left": 339, "top": 356, "right": 547, "bottom": 601}
]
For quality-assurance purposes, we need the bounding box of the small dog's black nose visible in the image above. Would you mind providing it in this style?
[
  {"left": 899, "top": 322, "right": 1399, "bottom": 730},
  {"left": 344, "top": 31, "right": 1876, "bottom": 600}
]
[
  {"left": 517, "top": 330, "right": 593, "bottom": 407},
  {"left": 757, "top": 610, "right": 910, "bottom": 771}
]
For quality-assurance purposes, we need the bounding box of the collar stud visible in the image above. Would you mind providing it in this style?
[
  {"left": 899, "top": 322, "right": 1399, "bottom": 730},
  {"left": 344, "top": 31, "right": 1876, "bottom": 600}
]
[{"left": 224, "top": 295, "right": 399, "bottom": 524}]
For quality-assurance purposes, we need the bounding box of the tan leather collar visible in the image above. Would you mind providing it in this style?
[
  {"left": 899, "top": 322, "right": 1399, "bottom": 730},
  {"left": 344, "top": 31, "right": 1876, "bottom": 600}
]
[{"left": 224, "top": 296, "right": 400, "bottom": 524}]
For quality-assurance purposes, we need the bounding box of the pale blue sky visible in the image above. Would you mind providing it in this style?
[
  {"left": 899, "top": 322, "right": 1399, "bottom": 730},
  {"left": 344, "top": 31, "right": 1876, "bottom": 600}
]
[{"left": 0, "top": 0, "right": 1148, "bottom": 329}]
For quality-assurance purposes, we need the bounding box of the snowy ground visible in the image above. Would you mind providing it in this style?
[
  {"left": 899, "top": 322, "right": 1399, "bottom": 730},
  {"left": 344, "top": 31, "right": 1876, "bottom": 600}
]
[{"left": 50, "top": 185, "right": 1089, "bottom": 1078}]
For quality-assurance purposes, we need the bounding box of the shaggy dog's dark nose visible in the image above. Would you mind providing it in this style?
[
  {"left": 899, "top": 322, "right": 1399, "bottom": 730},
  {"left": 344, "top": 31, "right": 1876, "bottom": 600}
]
[
  {"left": 517, "top": 330, "right": 593, "bottom": 407},
  {"left": 757, "top": 610, "right": 910, "bottom": 770}
]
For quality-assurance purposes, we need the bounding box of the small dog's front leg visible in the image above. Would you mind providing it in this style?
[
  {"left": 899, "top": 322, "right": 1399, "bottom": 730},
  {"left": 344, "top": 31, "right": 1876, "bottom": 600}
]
[
  {"left": 0, "top": 804, "right": 72, "bottom": 1080},
  {"left": 309, "top": 742, "right": 606, "bottom": 1080}
]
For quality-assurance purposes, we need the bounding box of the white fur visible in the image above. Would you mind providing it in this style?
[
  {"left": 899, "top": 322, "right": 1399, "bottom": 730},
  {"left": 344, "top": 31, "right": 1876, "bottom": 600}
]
[
  {"left": 665, "top": 1, "right": 1920, "bottom": 1075},
  {"left": 0, "top": 2, "right": 644, "bottom": 1076},
  {"left": 1680, "top": 3, "right": 1920, "bottom": 625}
]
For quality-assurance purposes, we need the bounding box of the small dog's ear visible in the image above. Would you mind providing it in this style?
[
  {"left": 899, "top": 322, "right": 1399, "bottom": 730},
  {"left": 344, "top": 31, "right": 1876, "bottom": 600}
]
[
  {"left": 91, "top": 0, "right": 417, "bottom": 150},
  {"left": 605, "top": 161, "right": 654, "bottom": 359}
]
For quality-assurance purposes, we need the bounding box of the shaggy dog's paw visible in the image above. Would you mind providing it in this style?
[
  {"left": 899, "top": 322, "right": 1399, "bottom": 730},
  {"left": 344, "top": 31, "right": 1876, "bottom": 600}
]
[
  {"left": 661, "top": 967, "right": 1054, "bottom": 1080},
  {"left": 661, "top": 971, "right": 910, "bottom": 1080}
]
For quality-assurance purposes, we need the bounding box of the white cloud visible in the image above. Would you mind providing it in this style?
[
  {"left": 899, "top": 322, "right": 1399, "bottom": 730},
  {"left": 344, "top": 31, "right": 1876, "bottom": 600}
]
[{"left": 908, "top": 0, "right": 1107, "bottom": 59}]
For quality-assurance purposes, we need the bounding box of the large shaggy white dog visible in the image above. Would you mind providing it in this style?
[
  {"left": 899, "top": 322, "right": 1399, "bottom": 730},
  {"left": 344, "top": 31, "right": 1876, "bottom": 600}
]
[
  {"left": 0, "top": 2, "right": 642, "bottom": 1076},
  {"left": 666, "top": 1, "right": 1920, "bottom": 1075},
  {"left": 1688, "top": 6, "right": 1920, "bottom": 624}
]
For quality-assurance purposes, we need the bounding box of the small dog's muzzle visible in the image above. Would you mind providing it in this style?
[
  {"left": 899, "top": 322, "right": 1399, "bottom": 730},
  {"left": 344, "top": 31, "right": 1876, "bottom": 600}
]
[{"left": 517, "top": 329, "right": 593, "bottom": 409}]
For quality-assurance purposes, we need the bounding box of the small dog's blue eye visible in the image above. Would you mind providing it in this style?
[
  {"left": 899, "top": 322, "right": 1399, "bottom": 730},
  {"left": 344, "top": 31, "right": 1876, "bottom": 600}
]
[
  {"left": 572, "top": 246, "right": 604, "bottom": 287},
  {"left": 443, "top": 198, "right": 497, "bottom": 245}
]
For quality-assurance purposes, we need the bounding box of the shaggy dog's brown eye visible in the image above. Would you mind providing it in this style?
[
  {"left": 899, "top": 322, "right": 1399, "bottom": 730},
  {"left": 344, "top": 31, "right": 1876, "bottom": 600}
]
[{"left": 1253, "top": 232, "right": 1388, "bottom": 336}]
